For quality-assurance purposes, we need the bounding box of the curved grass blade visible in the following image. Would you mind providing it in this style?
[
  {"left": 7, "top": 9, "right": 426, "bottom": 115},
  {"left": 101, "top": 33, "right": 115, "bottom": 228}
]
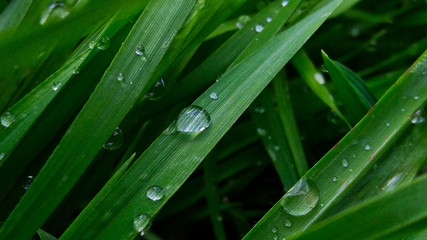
[
  {"left": 290, "top": 174, "right": 427, "bottom": 240},
  {"left": 0, "top": 1, "right": 195, "bottom": 239},
  {"left": 242, "top": 50, "right": 427, "bottom": 239},
  {"left": 59, "top": 1, "right": 343, "bottom": 239}
]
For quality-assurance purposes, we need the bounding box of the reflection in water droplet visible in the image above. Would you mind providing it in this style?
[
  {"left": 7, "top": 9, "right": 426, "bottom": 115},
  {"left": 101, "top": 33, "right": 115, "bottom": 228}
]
[
  {"left": 52, "top": 81, "right": 62, "bottom": 91},
  {"left": 175, "top": 106, "right": 212, "bottom": 133},
  {"left": 255, "top": 24, "right": 264, "bottom": 32},
  {"left": 281, "top": 178, "right": 319, "bottom": 216},
  {"left": 97, "top": 37, "right": 110, "bottom": 50},
  {"left": 117, "top": 73, "right": 124, "bottom": 81},
  {"left": 342, "top": 159, "right": 349, "bottom": 168},
  {"left": 364, "top": 144, "right": 371, "bottom": 150},
  {"left": 146, "top": 185, "right": 165, "bottom": 201},
  {"left": 282, "top": 0, "right": 289, "bottom": 7},
  {"left": 145, "top": 79, "right": 166, "bottom": 100},
  {"left": 411, "top": 109, "right": 425, "bottom": 124},
  {"left": 133, "top": 214, "right": 152, "bottom": 236},
  {"left": 314, "top": 73, "right": 325, "bottom": 84},
  {"left": 23, "top": 176, "right": 34, "bottom": 190},
  {"left": 103, "top": 128, "right": 124, "bottom": 150},
  {"left": 1, "top": 112, "right": 15, "bottom": 127},
  {"left": 257, "top": 128, "right": 267, "bottom": 136},
  {"left": 210, "top": 92, "right": 218, "bottom": 100},
  {"left": 285, "top": 219, "right": 292, "bottom": 227},
  {"left": 40, "top": 2, "right": 70, "bottom": 25}
]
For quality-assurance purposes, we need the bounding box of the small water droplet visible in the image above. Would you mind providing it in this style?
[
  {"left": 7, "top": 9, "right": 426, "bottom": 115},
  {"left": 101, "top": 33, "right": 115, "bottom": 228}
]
[
  {"left": 273, "top": 235, "right": 279, "bottom": 240},
  {"left": 332, "top": 177, "right": 337, "bottom": 182},
  {"left": 314, "top": 73, "right": 325, "bottom": 84},
  {"left": 271, "top": 226, "right": 278, "bottom": 233},
  {"left": 255, "top": 24, "right": 264, "bottom": 32},
  {"left": 52, "top": 81, "right": 62, "bottom": 91},
  {"left": 1, "top": 112, "right": 15, "bottom": 127},
  {"left": 266, "top": 17, "right": 272, "bottom": 22},
  {"left": 281, "top": 0, "right": 289, "bottom": 7},
  {"left": 236, "top": 15, "right": 251, "bottom": 29},
  {"left": 285, "top": 219, "right": 292, "bottom": 227},
  {"left": 281, "top": 178, "right": 319, "bottom": 216},
  {"left": 146, "top": 185, "right": 165, "bottom": 201},
  {"left": 135, "top": 46, "right": 145, "bottom": 56},
  {"left": 23, "top": 176, "right": 34, "bottom": 190},
  {"left": 411, "top": 109, "right": 425, "bottom": 124},
  {"left": 210, "top": 92, "right": 218, "bottom": 100},
  {"left": 40, "top": 2, "right": 70, "bottom": 25},
  {"left": 320, "top": 203, "right": 324, "bottom": 207},
  {"left": 0, "top": 153, "right": 4, "bottom": 160},
  {"left": 255, "top": 105, "right": 265, "bottom": 114},
  {"left": 97, "top": 37, "right": 110, "bottom": 50},
  {"left": 145, "top": 78, "right": 166, "bottom": 100},
  {"left": 217, "top": 216, "right": 223, "bottom": 222},
  {"left": 103, "top": 128, "right": 123, "bottom": 150},
  {"left": 342, "top": 159, "right": 349, "bottom": 168},
  {"left": 273, "top": 145, "right": 280, "bottom": 151},
  {"left": 72, "top": 68, "right": 80, "bottom": 74},
  {"left": 401, "top": 108, "right": 405, "bottom": 112},
  {"left": 133, "top": 214, "right": 152, "bottom": 236},
  {"left": 257, "top": 128, "right": 267, "bottom": 136},
  {"left": 320, "top": 64, "right": 328, "bottom": 73},
  {"left": 350, "top": 26, "right": 360, "bottom": 37},
  {"left": 236, "top": 22, "right": 243, "bottom": 29},
  {"left": 386, "top": 123, "right": 390, "bottom": 126},
  {"left": 117, "top": 73, "right": 124, "bottom": 81},
  {"left": 89, "top": 40, "right": 96, "bottom": 49},
  {"left": 175, "top": 105, "right": 212, "bottom": 133},
  {"left": 364, "top": 144, "right": 371, "bottom": 150},
  {"left": 414, "top": 96, "right": 419, "bottom": 100},
  {"left": 350, "top": 168, "right": 353, "bottom": 172}
]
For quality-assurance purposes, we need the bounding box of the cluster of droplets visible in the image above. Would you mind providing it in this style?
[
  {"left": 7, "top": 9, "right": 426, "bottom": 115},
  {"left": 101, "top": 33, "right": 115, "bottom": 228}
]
[
  {"left": 164, "top": 105, "right": 212, "bottom": 135},
  {"left": 411, "top": 109, "right": 425, "bottom": 124},
  {"left": 1, "top": 112, "right": 15, "bottom": 127},
  {"left": 103, "top": 128, "right": 124, "bottom": 150},
  {"left": 52, "top": 81, "right": 62, "bottom": 91},
  {"left": 235, "top": 15, "right": 251, "bottom": 29},
  {"left": 88, "top": 37, "right": 110, "bottom": 51}
]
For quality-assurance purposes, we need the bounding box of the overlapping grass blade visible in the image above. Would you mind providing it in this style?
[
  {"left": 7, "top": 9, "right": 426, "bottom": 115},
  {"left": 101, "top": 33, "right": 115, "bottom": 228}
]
[
  {"left": 243, "top": 50, "right": 427, "bottom": 239},
  {"left": 59, "top": 1, "right": 343, "bottom": 239},
  {"left": 0, "top": 1, "right": 195, "bottom": 239}
]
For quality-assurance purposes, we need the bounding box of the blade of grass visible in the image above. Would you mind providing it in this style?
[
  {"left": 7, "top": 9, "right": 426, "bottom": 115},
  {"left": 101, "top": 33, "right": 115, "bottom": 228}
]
[
  {"left": 290, "top": 174, "right": 427, "bottom": 240},
  {"left": 0, "top": 1, "right": 195, "bottom": 239},
  {"left": 242, "top": 50, "right": 427, "bottom": 239},
  {"left": 0, "top": 0, "right": 32, "bottom": 32},
  {"left": 59, "top": 1, "right": 343, "bottom": 239},
  {"left": 37, "top": 229, "right": 58, "bottom": 240}
]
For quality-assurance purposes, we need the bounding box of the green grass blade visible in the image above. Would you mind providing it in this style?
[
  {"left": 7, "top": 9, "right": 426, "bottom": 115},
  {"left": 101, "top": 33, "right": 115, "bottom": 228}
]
[
  {"left": 0, "top": 0, "right": 32, "bottom": 32},
  {"left": 58, "top": 0, "right": 343, "bottom": 239},
  {"left": 0, "top": 1, "right": 194, "bottom": 239},
  {"left": 37, "top": 229, "right": 58, "bottom": 240},
  {"left": 273, "top": 73, "right": 308, "bottom": 177},
  {"left": 403, "top": 228, "right": 427, "bottom": 240},
  {"left": 290, "top": 174, "right": 427, "bottom": 240},
  {"left": 242, "top": 50, "right": 427, "bottom": 239}
]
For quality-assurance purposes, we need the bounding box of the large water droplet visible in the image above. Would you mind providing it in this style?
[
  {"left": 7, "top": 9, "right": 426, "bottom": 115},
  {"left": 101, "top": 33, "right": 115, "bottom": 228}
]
[
  {"left": 411, "top": 109, "right": 425, "bottom": 124},
  {"left": 52, "top": 81, "right": 62, "bottom": 91},
  {"left": 40, "top": 1, "right": 70, "bottom": 25},
  {"left": 133, "top": 214, "right": 152, "bottom": 236},
  {"left": 103, "top": 128, "right": 123, "bottom": 150},
  {"left": 255, "top": 24, "right": 264, "bottom": 32},
  {"left": 117, "top": 73, "right": 124, "bottom": 81},
  {"left": 281, "top": 178, "right": 319, "bottom": 216},
  {"left": 23, "top": 176, "right": 34, "bottom": 190},
  {"left": 175, "top": 106, "right": 212, "bottom": 133},
  {"left": 146, "top": 185, "right": 165, "bottom": 201},
  {"left": 1, "top": 112, "right": 15, "bottom": 127},
  {"left": 97, "top": 37, "right": 110, "bottom": 50},
  {"left": 210, "top": 92, "right": 218, "bottom": 100},
  {"left": 145, "top": 79, "right": 166, "bottom": 100}
]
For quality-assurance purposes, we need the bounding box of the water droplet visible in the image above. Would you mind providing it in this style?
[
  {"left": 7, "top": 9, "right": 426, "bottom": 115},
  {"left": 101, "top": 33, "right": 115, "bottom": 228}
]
[
  {"left": 350, "top": 26, "right": 360, "bottom": 37},
  {"left": 332, "top": 177, "right": 337, "bottom": 182},
  {"left": 281, "top": 178, "right": 319, "bottom": 216},
  {"left": 1, "top": 112, "right": 15, "bottom": 127},
  {"left": 270, "top": 226, "right": 278, "bottom": 233},
  {"left": 281, "top": 0, "right": 289, "bottom": 7},
  {"left": 273, "top": 235, "right": 279, "bottom": 240},
  {"left": 210, "top": 92, "right": 218, "bottom": 100},
  {"left": 320, "top": 203, "right": 324, "bottom": 207},
  {"left": 414, "top": 96, "right": 419, "bottom": 100},
  {"left": 267, "top": 17, "right": 272, "bottom": 22},
  {"left": 364, "top": 144, "right": 371, "bottom": 150},
  {"left": 255, "top": 105, "right": 265, "bottom": 114},
  {"left": 117, "top": 73, "right": 124, "bottom": 81},
  {"left": 411, "top": 109, "right": 425, "bottom": 124},
  {"left": 273, "top": 145, "right": 280, "bottom": 151},
  {"left": 255, "top": 24, "right": 264, "bottom": 32},
  {"left": 97, "top": 37, "right": 110, "bottom": 50},
  {"left": 381, "top": 173, "right": 403, "bottom": 192},
  {"left": 320, "top": 64, "right": 328, "bottom": 73},
  {"left": 52, "top": 81, "right": 62, "bottom": 91},
  {"left": 133, "top": 214, "right": 152, "bottom": 236},
  {"left": 386, "top": 123, "right": 390, "bottom": 127},
  {"left": 145, "top": 78, "right": 166, "bottom": 100},
  {"left": 257, "top": 128, "right": 267, "bottom": 136},
  {"left": 401, "top": 108, "right": 405, "bottom": 112},
  {"left": 175, "top": 105, "right": 212, "bottom": 133},
  {"left": 89, "top": 40, "right": 96, "bottom": 49},
  {"left": 72, "top": 68, "right": 80, "bottom": 74},
  {"left": 0, "top": 153, "right": 4, "bottom": 160},
  {"left": 135, "top": 46, "right": 145, "bottom": 56},
  {"left": 23, "top": 176, "right": 34, "bottom": 190},
  {"left": 40, "top": 1, "right": 70, "bottom": 25},
  {"left": 342, "top": 159, "right": 349, "bottom": 168},
  {"left": 236, "top": 22, "right": 243, "bottom": 29},
  {"left": 103, "top": 128, "right": 123, "bottom": 150},
  {"left": 146, "top": 185, "right": 165, "bottom": 201},
  {"left": 285, "top": 219, "right": 292, "bottom": 227},
  {"left": 217, "top": 216, "right": 223, "bottom": 222},
  {"left": 350, "top": 168, "right": 353, "bottom": 172},
  {"left": 314, "top": 73, "right": 325, "bottom": 84}
]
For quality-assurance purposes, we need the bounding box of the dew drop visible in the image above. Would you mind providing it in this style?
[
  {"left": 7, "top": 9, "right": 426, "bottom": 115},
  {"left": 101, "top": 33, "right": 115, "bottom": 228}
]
[
  {"left": 272, "top": 226, "right": 278, "bottom": 233},
  {"left": 364, "top": 144, "right": 371, "bottom": 150},
  {"left": 401, "top": 108, "right": 405, "bottom": 112},
  {"left": 0, "top": 153, "right": 4, "bottom": 160},
  {"left": 1, "top": 112, "right": 15, "bottom": 127},
  {"left": 267, "top": 17, "right": 272, "bottom": 22},
  {"left": 146, "top": 185, "right": 165, "bottom": 201},
  {"left": 255, "top": 24, "right": 264, "bottom": 32},
  {"left": 314, "top": 73, "right": 325, "bottom": 84},
  {"left": 281, "top": 178, "right": 319, "bottom": 216},
  {"left": 342, "top": 159, "right": 349, "bottom": 168},
  {"left": 257, "top": 128, "right": 267, "bottom": 136},
  {"left": 320, "top": 64, "right": 328, "bottom": 73},
  {"left": 386, "top": 123, "right": 390, "bottom": 127},
  {"left": 133, "top": 214, "right": 152, "bottom": 236},
  {"left": 332, "top": 177, "right": 337, "bottom": 182},
  {"left": 236, "top": 22, "right": 243, "bottom": 29},
  {"left": 414, "top": 96, "right": 419, "bottom": 100},
  {"left": 103, "top": 128, "right": 123, "bottom": 150},
  {"left": 72, "top": 68, "right": 80, "bottom": 75},
  {"left": 23, "top": 176, "right": 34, "bottom": 190},
  {"left": 281, "top": 0, "right": 289, "bottom": 7},
  {"left": 145, "top": 78, "right": 166, "bottom": 100},
  {"left": 89, "top": 40, "right": 96, "bottom": 49},
  {"left": 175, "top": 105, "right": 212, "bottom": 133},
  {"left": 52, "top": 81, "right": 62, "bottom": 91},
  {"left": 210, "top": 92, "right": 218, "bottom": 100},
  {"left": 135, "top": 46, "right": 145, "bottom": 56},
  {"left": 97, "top": 37, "right": 110, "bottom": 50},
  {"left": 285, "top": 219, "right": 292, "bottom": 227},
  {"left": 273, "top": 235, "right": 279, "bottom": 240},
  {"left": 117, "top": 73, "right": 124, "bottom": 81},
  {"left": 255, "top": 105, "right": 265, "bottom": 114},
  {"left": 40, "top": 1, "right": 69, "bottom": 25},
  {"left": 320, "top": 203, "right": 324, "bottom": 207},
  {"left": 411, "top": 109, "right": 425, "bottom": 124}
]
